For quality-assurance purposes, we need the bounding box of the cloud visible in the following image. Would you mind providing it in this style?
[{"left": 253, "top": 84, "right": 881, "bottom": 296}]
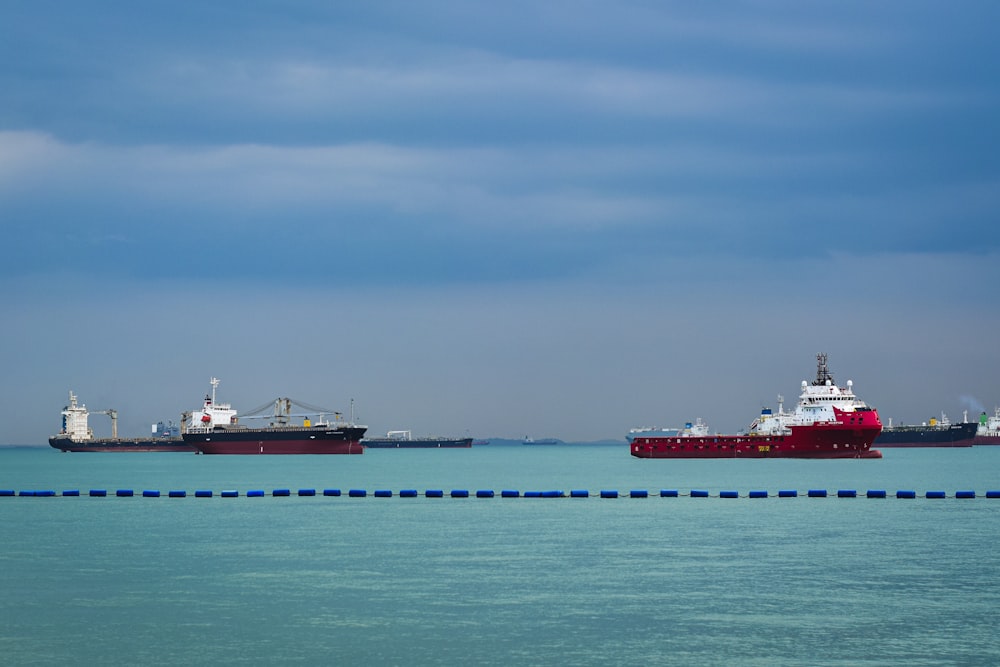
[{"left": 2, "top": 129, "right": 998, "bottom": 289}]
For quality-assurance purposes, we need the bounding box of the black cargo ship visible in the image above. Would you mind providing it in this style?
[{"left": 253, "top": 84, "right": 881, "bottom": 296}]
[{"left": 49, "top": 392, "right": 196, "bottom": 453}]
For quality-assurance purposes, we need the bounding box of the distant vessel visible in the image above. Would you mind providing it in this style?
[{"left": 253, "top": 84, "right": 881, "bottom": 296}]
[
  {"left": 363, "top": 430, "right": 473, "bottom": 448},
  {"left": 472, "top": 439, "right": 490, "bottom": 446},
  {"left": 48, "top": 391, "right": 196, "bottom": 453},
  {"left": 180, "top": 378, "right": 366, "bottom": 455},
  {"left": 874, "top": 412, "right": 977, "bottom": 447},
  {"left": 523, "top": 437, "right": 560, "bottom": 445},
  {"left": 630, "top": 354, "right": 883, "bottom": 459},
  {"left": 973, "top": 408, "right": 1000, "bottom": 445}
]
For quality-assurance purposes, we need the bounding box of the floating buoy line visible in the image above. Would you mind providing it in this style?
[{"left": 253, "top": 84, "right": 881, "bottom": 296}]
[{"left": 2, "top": 488, "right": 999, "bottom": 499}]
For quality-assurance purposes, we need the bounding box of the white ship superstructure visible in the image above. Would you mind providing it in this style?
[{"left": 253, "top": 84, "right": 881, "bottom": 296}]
[
  {"left": 750, "top": 354, "right": 872, "bottom": 436},
  {"left": 184, "top": 377, "right": 239, "bottom": 432}
]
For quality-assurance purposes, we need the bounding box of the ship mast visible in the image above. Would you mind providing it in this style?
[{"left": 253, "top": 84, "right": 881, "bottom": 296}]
[{"left": 812, "top": 352, "right": 833, "bottom": 386}]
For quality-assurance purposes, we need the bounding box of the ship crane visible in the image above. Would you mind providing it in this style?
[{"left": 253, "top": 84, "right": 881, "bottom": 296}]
[
  {"left": 92, "top": 409, "right": 119, "bottom": 438},
  {"left": 239, "top": 397, "right": 345, "bottom": 426}
]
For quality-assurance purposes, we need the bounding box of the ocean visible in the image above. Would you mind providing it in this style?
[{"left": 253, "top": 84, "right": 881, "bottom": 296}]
[{"left": 1, "top": 444, "right": 998, "bottom": 666}]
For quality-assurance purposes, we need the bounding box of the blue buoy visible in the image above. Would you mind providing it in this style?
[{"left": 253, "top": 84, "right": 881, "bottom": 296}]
[
  {"left": 0, "top": 489, "right": 14, "bottom": 496},
  {"left": 39, "top": 481, "right": 990, "bottom": 502},
  {"left": 18, "top": 491, "right": 35, "bottom": 497}
]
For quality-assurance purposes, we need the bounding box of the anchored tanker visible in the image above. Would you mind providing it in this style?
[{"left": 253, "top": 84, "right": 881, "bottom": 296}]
[
  {"left": 362, "top": 431, "right": 473, "bottom": 448},
  {"left": 181, "top": 378, "right": 366, "bottom": 455},
  {"left": 630, "top": 354, "right": 883, "bottom": 459},
  {"left": 875, "top": 413, "right": 977, "bottom": 448},
  {"left": 973, "top": 408, "right": 1000, "bottom": 445}
]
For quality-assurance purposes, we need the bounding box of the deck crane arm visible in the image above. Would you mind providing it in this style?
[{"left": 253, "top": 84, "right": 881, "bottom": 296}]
[{"left": 92, "top": 409, "right": 119, "bottom": 438}]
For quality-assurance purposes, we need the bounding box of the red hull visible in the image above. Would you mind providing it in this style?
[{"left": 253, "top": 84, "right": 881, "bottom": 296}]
[
  {"left": 630, "top": 422, "right": 882, "bottom": 459},
  {"left": 972, "top": 435, "right": 1000, "bottom": 446},
  {"left": 872, "top": 442, "right": 972, "bottom": 448}
]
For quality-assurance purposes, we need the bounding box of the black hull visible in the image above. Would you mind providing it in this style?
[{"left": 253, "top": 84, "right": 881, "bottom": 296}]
[
  {"left": 363, "top": 437, "right": 473, "bottom": 448},
  {"left": 875, "top": 422, "right": 977, "bottom": 447},
  {"left": 49, "top": 437, "right": 197, "bottom": 453}
]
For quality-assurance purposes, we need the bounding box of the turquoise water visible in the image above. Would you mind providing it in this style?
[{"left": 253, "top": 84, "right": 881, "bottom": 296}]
[{"left": 2, "top": 445, "right": 999, "bottom": 665}]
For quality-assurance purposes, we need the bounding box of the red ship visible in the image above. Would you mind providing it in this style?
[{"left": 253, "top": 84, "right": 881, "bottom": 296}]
[
  {"left": 630, "top": 354, "right": 883, "bottom": 459},
  {"left": 181, "top": 378, "right": 366, "bottom": 455}
]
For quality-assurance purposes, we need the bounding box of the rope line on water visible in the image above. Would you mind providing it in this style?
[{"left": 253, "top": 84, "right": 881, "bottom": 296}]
[{"left": 2, "top": 488, "right": 998, "bottom": 499}]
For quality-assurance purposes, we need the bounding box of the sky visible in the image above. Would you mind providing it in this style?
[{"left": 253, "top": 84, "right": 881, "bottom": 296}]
[{"left": 2, "top": 1, "right": 999, "bottom": 444}]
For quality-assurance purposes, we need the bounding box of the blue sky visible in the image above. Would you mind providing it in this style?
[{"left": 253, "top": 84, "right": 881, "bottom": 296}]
[{"left": 2, "top": 1, "right": 999, "bottom": 444}]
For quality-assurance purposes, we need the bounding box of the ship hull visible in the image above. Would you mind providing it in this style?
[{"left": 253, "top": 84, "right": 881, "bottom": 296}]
[
  {"left": 630, "top": 423, "right": 883, "bottom": 459},
  {"left": 182, "top": 426, "right": 366, "bottom": 455},
  {"left": 363, "top": 437, "right": 472, "bottom": 448},
  {"left": 875, "top": 422, "right": 977, "bottom": 447},
  {"left": 49, "top": 437, "right": 197, "bottom": 453},
  {"left": 972, "top": 434, "right": 1000, "bottom": 445}
]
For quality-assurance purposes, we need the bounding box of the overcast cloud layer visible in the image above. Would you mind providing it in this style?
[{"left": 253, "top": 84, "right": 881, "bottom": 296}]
[{"left": 2, "top": 1, "right": 998, "bottom": 444}]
